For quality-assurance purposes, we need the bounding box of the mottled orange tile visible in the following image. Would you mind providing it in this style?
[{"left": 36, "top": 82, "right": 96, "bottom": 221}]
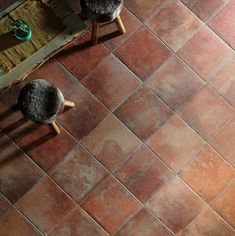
[
  {"left": 178, "top": 86, "right": 235, "bottom": 141},
  {"left": 210, "top": 119, "right": 235, "bottom": 167},
  {"left": 82, "top": 54, "right": 141, "bottom": 110},
  {"left": 116, "top": 146, "right": 174, "bottom": 203},
  {"left": 147, "top": 0, "right": 203, "bottom": 51},
  {"left": 146, "top": 177, "right": 206, "bottom": 233},
  {"left": 178, "top": 207, "right": 235, "bottom": 236},
  {"left": 0, "top": 208, "right": 42, "bottom": 236},
  {"left": 50, "top": 145, "right": 108, "bottom": 203},
  {"left": 125, "top": 0, "right": 164, "bottom": 21},
  {"left": 181, "top": 0, "right": 227, "bottom": 21},
  {"left": 147, "top": 55, "right": 204, "bottom": 111},
  {"left": 211, "top": 180, "right": 235, "bottom": 228},
  {"left": 49, "top": 207, "right": 109, "bottom": 236},
  {"left": 180, "top": 145, "right": 235, "bottom": 202},
  {"left": 0, "top": 193, "right": 10, "bottom": 217},
  {"left": 81, "top": 176, "right": 141, "bottom": 235},
  {"left": 178, "top": 27, "right": 234, "bottom": 81},
  {"left": 115, "top": 87, "right": 173, "bottom": 140},
  {"left": 116, "top": 208, "right": 174, "bottom": 236},
  {"left": 16, "top": 176, "right": 76, "bottom": 234},
  {"left": 147, "top": 115, "right": 206, "bottom": 172},
  {"left": 210, "top": 58, "right": 235, "bottom": 107},
  {"left": 115, "top": 27, "right": 171, "bottom": 81},
  {"left": 81, "top": 115, "right": 142, "bottom": 172}
]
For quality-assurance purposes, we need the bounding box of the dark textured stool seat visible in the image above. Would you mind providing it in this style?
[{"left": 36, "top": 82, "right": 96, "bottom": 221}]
[
  {"left": 81, "top": 0, "right": 126, "bottom": 44},
  {"left": 18, "top": 79, "right": 75, "bottom": 135}
]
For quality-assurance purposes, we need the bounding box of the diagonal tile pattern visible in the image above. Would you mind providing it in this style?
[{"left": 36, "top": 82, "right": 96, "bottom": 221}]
[{"left": 1, "top": 1, "right": 235, "bottom": 235}]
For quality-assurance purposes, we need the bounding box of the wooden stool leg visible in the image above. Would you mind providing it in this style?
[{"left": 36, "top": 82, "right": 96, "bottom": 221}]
[
  {"left": 50, "top": 121, "right": 60, "bottom": 135},
  {"left": 64, "top": 100, "right": 75, "bottom": 108},
  {"left": 92, "top": 21, "right": 99, "bottom": 44},
  {"left": 115, "top": 15, "right": 126, "bottom": 34}
]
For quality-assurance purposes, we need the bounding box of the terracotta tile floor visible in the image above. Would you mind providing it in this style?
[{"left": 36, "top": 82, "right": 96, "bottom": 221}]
[{"left": 1, "top": 0, "right": 235, "bottom": 235}]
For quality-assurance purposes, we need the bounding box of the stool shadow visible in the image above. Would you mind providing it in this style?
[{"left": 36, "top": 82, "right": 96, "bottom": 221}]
[{"left": 0, "top": 32, "right": 22, "bottom": 51}]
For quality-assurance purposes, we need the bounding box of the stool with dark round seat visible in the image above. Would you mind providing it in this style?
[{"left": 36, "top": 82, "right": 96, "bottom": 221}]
[
  {"left": 81, "top": 0, "right": 126, "bottom": 44},
  {"left": 18, "top": 79, "right": 75, "bottom": 135}
]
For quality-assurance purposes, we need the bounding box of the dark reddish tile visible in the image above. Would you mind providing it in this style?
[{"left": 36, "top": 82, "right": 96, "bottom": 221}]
[
  {"left": 16, "top": 176, "right": 76, "bottom": 234},
  {"left": 81, "top": 115, "right": 142, "bottom": 172},
  {"left": 147, "top": 0, "right": 203, "bottom": 51},
  {"left": 178, "top": 207, "right": 235, "bottom": 236},
  {"left": 178, "top": 86, "right": 235, "bottom": 141},
  {"left": 146, "top": 177, "right": 205, "bottom": 233},
  {"left": 57, "top": 82, "right": 109, "bottom": 140},
  {"left": 210, "top": 58, "right": 235, "bottom": 107},
  {"left": 180, "top": 145, "right": 235, "bottom": 202},
  {"left": 116, "top": 146, "right": 174, "bottom": 203},
  {"left": 147, "top": 115, "right": 206, "bottom": 172},
  {"left": 0, "top": 133, "right": 43, "bottom": 203},
  {"left": 20, "top": 59, "right": 77, "bottom": 96},
  {"left": 147, "top": 55, "right": 204, "bottom": 111},
  {"left": 49, "top": 207, "right": 109, "bottom": 236},
  {"left": 9, "top": 121, "right": 77, "bottom": 172},
  {"left": 0, "top": 208, "right": 42, "bottom": 236},
  {"left": 114, "top": 27, "right": 171, "bottom": 81},
  {"left": 125, "top": 0, "right": 164, "bottom": 21},
  {"left": 114, "top": 87, "right": 173, "bottom": 140},
  {"left": 116, "top": 208, "right": 174, "bottom": 236},
  {"left": 210, "top": 119, "right": 235, "bottom": 167},
  {"left": 50, "top": 145, "right": 108, "bottom": 203},
  {"left": 82, "top": 54, "right": 141, "bottom": 110},
  {"left": 181, "top": 0, "right": 227, "bottom": 22},
  {"left": 0, "top": 193, "right": 10, "bottom": 217},
  {"left": 81, "top": 176, "right": 141, "bottom": 235},
  {"left": 211, "top": 180, "right": 235, "bottom": 228},
  {"left": 209, "top": 1, "right": 235, "bottom": 49},
  {"left": 57, "top": 33, "right": 109, "bottom": 80},
  {"left": 177, "top": 27, "right": 234, "bottom": 81},
  {"left": 102, "top": 7, "right": 142, "bottom": 51}
]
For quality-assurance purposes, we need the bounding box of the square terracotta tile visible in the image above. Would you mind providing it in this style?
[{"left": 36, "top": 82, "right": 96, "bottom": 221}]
[
  {"left": 114, "top": 87, "right": 173, "bottom": 140},
  {"left": 0, "top": 208, "right": 42, "bottom": 236},
  {"left": 147, "top": 55, "right": 204, "bottom": 111},
  {"left": 49, "top": 207, "right": 109, "bottom": 236},
  {"left": 0, "top": 193, "right": 10, "bottom": 217},
  {"left": 147, "top": 115, "right": 206, "bottom": 172},
  {"left": 81, "top": 176, "right": 141, "bottom": 235},
  {"left": 178, "top": 86, "right": 235, "bottom": 141},
  {"left": 210, "top": 119, "right": 235, "bottom": 167},
  {"left": 16, "top": 176, "right": 76, "bottom": 234},
  {"left": 57, "top": 33, "right": 110, "bottom": 80},
  {"left": 82, "top": 54, "right": 141, "bottom": 110},
  {"left": 209, "top": 1, "right": 235, "bottom": 49},
  {"left": 210, "top": 58, "right": 235, "bottom": 107},
  {"left": 116, "top": 146, "right": 174, "bottom": 203},
  {"left": 57, "top": 82, "right": 109, "bottom": 140},
  {"left": 125, "top": 0, "right": 164, "bottom": 21},
  {"left": 114, "top": 27, "right": 171, "bottom": 81},
  {"left": 9, "top": 121, "right": 77, "bottom": 172},
  {"left": 211, "top": 180, "right": 235, "bottom": 228},
  {"left": 0, "top": 133, "right": 43, "bottom": 203},
  {"left": 180, "top": 145, "right": 235, "bottom": 202},
  {"left": 50, "top": 145, "right": 108, "bottom": 203},
  {"left": 116, "top": 208, "right": 174, "bottom": 236},
  {"left": 102, "top": 7, "right": 142, "bottom": 51},
  {"left": 177, "top": 207, "right": 235, "bottom": 236},
  {"left": 20, "top": 59, "right": 77, "bottom": 96},
  {"left": 177, "top": 27, "right": 234, "bottom": 81},
  {"left": 181, "top": 0, "right": 227, "bottom": 22},
  {"left": 146, "top": 177, "right": 206, "bottom": 233},
  {"left": 81, "top": 115, "right": 142, "bottom": 172},
  {"left": 147, "top": 0, "right": 203, "bottom": 51}
]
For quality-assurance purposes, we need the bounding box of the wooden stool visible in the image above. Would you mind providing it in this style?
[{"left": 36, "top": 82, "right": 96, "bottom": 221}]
[
  {"left": 18, "top": 79, "right": 75, "bottom": 135},
  {"left": 81, "top": 0, "right": 126, "bottom": 44}
]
